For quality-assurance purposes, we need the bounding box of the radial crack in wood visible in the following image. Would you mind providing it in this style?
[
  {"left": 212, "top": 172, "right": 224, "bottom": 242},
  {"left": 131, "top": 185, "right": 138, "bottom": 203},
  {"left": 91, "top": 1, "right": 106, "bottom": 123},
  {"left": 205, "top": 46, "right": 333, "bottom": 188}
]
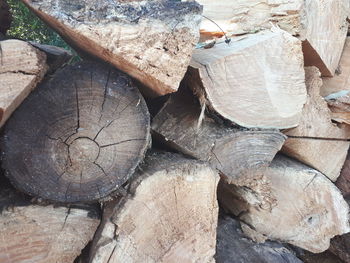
[
  {"left": 152, "top": 85, "right": 285, "bottom": 212},
  {"left": 89, "top": 152, "right": 219, "bottom": 263},
  {"left": 197, "top": 0, "right": 350, "bottom": 77},
  {"left": 0, "top": 183, "right": 100, "bottom": 263},
  {"left": 0, "top": 39, "right": 48, "bottom": 128},
  {"left": 1, "top": 61, "right": 151, "bottom": 202},
  {"left": 189, "top": 29, "right": 307, "bottom": 129},
  {"left": 282, "top": 67, "right": 350, "bottom": 181},
  {"left": 219, "top": 155, "right": 350, "bottom": 253},
  {"left": 21, "top": 0, "right": 203, "bottom": 97}
]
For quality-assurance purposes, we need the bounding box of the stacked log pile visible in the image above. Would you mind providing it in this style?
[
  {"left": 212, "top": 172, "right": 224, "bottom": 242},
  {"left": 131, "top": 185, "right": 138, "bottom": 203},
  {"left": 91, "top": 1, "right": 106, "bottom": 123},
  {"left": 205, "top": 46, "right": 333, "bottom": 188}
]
[{"left": 1, "top": 0, "right": 350, "bottom": 262}]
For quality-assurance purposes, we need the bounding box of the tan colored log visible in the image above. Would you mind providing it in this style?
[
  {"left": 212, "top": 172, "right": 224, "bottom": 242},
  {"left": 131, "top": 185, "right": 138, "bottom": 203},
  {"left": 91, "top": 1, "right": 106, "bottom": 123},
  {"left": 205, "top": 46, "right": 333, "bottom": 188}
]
[
  {"left": 21, "top": 0, "right": 202, "bottom": 97},
  {"left": 321, "top": 37, "right": 350, "bottom": 97},
  {"left": 89, "top": 152, "right": 219, "bottom": 263},
  {"left": 189, "top": 29, "right": 306, "bottom": 129},
  {"left": 0, "top": 39, "right": 48, "bottom": 128},
  {"left": 0, "top": 185, "right": 100, "bottom": 263},
  {"left": 197, "top": 0, "right": 350, "bottom": 77},
  {"left": 282, "top": 67, "right": 350, "bottom": 181},
  {"left": 219, "top": 155, "right": 350, "bottom": 253}
]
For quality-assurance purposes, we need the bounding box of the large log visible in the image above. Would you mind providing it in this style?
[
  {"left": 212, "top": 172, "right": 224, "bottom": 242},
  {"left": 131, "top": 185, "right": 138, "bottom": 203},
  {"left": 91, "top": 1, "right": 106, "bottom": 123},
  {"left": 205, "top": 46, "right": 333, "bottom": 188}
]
[
  {"left": 0, "top": 39, "right": 48, "bottom": 128},
  {"left": 188, "top": 29, "right": 307, "bottom": 129},
  {"left": 0, "top": 182, "right": 100, "bottom": 263},
  {"left": 21, "top": 0, "right": 203, "bottom": 97},
  {"left": 219, "top": 155, "right": 350, "bottom": 253},
  {"left": 197, "top": 0, "right": 350, "bottom": 77},
  {"left": 152, "top": 85, "right": 285, "bottom": 210},
  {"left": 1, "top": 61, "right": 151, "bottom": 202},
  {"left": 89, "top": 152, "right": 219, "bottom": 263},
  {"left": 282, "top": 67, "right": 350, "bottom": 181},
  {"left": 215, "top": 215, "right": 303, "bottom": 263}
]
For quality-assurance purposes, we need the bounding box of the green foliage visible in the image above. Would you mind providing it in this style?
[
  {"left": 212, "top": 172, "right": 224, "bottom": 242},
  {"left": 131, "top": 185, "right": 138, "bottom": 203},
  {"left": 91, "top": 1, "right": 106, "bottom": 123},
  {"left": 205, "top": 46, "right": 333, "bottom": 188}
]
[{"left": 6, "top": 0, "right": 72, "bottom": 51}]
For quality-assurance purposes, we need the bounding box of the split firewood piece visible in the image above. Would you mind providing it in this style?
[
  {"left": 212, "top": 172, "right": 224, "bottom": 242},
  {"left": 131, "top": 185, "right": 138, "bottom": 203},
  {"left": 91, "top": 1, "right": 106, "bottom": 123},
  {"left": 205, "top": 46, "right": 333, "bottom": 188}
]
[
  {"left": 282, "top": 67, "right": 350, "bottom": 181},
  {"left": 1, "top": 61, "right": 151, "bottom": 202},
  {"left": 197, "top": 0, "right": 350, "bottom": 77},
  {"left": 152, "top": 85, "right": 285, "bottom": 185},
  {"left": 321, "top": 37, "right": 350, "bottom": 97},
  {"left": 0, "top": 183, "right": 100, "bottom": 263},
  {"left": 215, "top": 215, "right": 303, "bottom": 263},
  {"left": 336, "top": 149, "right": 350, "bottom": 197},
  {"left": 219, "top": 155, "right": 350, "bottom": 253},
  {"left": 0, "top": 39, "right": 48, "bottom": 128},
  {"left": 21, "top": 0, "right": 203, "bottom": 97},
  {"left": 189, "top": 29, "right": 306, "bottom": 129},
  {"left": 89, "top": 152, "right": 219, "bottom": 263}
]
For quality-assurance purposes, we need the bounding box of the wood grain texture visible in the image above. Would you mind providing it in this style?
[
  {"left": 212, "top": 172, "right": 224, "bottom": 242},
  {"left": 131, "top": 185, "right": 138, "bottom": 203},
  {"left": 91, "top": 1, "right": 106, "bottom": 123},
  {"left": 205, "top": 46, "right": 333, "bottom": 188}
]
[
  {"left": 0, "top": 183, "right": 100, "bottom": 263},
  {"left": 215, "top": 215, "right": 302, "bottom": 263},
  {"left": 0, "top": 39, "right": 48, "bottom": 128},
  {"left": 1, "top": 61, "right": 151, "bottom": 202},
  {"left": 21, "top": 0, "right": 202, "bottom": 97},
  {"left": 89, "top": 152, "right": 219, "bottom": 263},
  {"left": 189, "top": 29, "right": 306, "bottom": 129},
  {"left": 197, "top": 0, "right": 349, "bottom": 77},
  {"left": 220, "top": 155, "right": 350, "bottom": 253},
  {"left": 283, "top": 67, "right": 350, "bottom": 181}
]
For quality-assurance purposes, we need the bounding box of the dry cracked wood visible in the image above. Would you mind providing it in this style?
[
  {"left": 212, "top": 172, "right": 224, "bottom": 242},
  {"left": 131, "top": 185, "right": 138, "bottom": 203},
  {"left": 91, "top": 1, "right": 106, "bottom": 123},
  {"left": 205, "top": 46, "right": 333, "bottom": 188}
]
[
  {"left": 188, "top": 29, "right": 306, "bottom": 129},
  {"left": 21, "top": 0, "right": 203, "bottom": 97},
  {"left": 0, "top": 182, "right": 100, "bottom": 263},
  {"left": 282, "top": 67, "right": 350, "bottom": 181},
  {"left": 89, "top": 152, "right": 219, "bottom": 263},
  {"left": 0, "top": 39, "right": 48, "bottom": 128},
  {"left": 1, "top": 61, "right": 151, "bottom": 202},
  {"left": 219, "top": 155, "right": 350, "bottom": 253},
  {"left": 215, "top": 215, "right": 302, "bottom": 263},
  {"left": 197, "top": 0, "right": 350, "bottom": 77}
]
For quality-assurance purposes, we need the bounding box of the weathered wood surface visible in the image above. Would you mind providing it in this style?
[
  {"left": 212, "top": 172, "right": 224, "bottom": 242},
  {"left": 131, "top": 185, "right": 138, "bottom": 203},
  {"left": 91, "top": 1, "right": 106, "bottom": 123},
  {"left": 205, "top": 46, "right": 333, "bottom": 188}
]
[
  {"left": 0, "top": 181, "right": 100, "bottom": 263},
  {"left": 152, "top": 85, "right": 285, "bottom": 212},
  {"left": 215, "top": 215, "right": 303, "bottom": 263},
  {"left": 321, "top": 37, "right": 350, "bottom": 97},
  {"left": 325, "top": 93, "right": 350, "bottom": 125},
  {"left": 0, "top": 39, "right": 48, "bottom": 128},
  {"left": 0, "top": 0, "right": 11, "bottom": 35},
  {"left": 89, "top": 152, "right": 219, "bottom": 263},
  {"left": 283, "top": 67, "right": 350, "bottom": 181},
  {"left": 1, "top": 61, "right": 151, "bottom": 202},
  {"left": 197, "top": 0, "right": 350, "bottom": 77},
  {"left": 189, "top": 29, "right": 306, "bottom": 129},
  {"left": 21, "top": 0, "right": 203, "bottom": 97},
  {"left": 219, "top": 155, "right": 350, "bottom": 253},
  {"left": 336, "top": 150, "right": 350, "bottom": 198}
]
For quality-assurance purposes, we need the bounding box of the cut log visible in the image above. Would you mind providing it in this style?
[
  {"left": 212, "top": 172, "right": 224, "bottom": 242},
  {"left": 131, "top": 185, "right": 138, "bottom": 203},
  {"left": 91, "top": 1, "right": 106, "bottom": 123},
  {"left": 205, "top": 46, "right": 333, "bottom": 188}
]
[
  {"left": 219, "top": 155, "right": 350, "bottom": 253},
  {"left": 0, "top": 39, "right": 48, "bottom": 128},
  {"left": 89, "top": 152, "right": 219, "bottom": 263},
  {"left": 215, "top": 214, "right": 303, "bottom": 263},
  {"left": 152, "top": 85, "right": 285, "bottom": 210},
  {"left": 21, "top": 0, "right": 203, "bottom": 97},
  {"left": 336, "top": 149, "right": 350, "bottom": 198},
  {"left": 188, "top": 29, "right": 307, "bottom": 129},
  {"left": 1, "top": 61, "right": 151, "bottom": 202},
  {"left": 0, "top": 0, "right": 11, "bottom": 35},
  {"left": 321, "top": 37, "right": 350, "bottom": 97},
  {"left": 0, "top": 182, "right": 100, "bottom": 263},
  {"left": 197, "top": 0, "right": 350, "bottom": 77},
  {"left": 282, "top": 67, "right": 350, "bottom": 181}
]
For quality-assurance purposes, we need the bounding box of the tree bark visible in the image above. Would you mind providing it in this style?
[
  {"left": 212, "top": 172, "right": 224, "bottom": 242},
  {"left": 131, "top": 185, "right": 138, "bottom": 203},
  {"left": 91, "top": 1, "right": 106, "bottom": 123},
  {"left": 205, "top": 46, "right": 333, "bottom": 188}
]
[
  {"left": 0, "top": 183, "right": 100, "bottom": 263},
  {"left": 219, "top": 155, "right": 350, "bottom": 253},
  {"left": 1, "top": 61, "right": 151, "bottom": 202},
  {"left": 197, "top": 0, "right": 350, "bottom": 77},
  {"left": 188, "top": 29, "right": 306, "bottom": 129},
  {"left": 0, "top": 39, "right": 48, "bottom": 128},
  {"left": 89, "top": 152, "right": 219, "bottom": 263},
  {"left": 21, "top": 0, "right": 203, "bottom": 97},
  {"left": 282, "top": 67, "right": 350, "bottom": 181}
]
